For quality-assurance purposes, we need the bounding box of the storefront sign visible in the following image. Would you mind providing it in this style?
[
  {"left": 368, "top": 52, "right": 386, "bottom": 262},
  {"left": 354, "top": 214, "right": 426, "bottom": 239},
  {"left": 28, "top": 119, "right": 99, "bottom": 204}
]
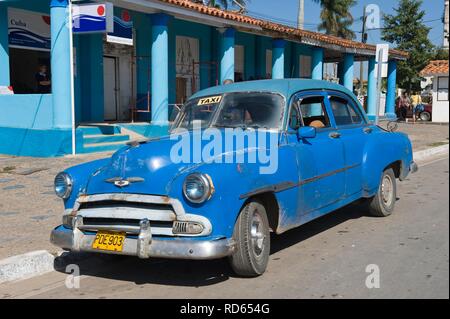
[
  {"left": 72, "top": 2, "right": 114, "bottom": 34},
  {"left": 8, "top": 8, "right": 51, "bottom": 51},
  {"left": 107, "top": 11, "right": 133, "bottom": 46}
]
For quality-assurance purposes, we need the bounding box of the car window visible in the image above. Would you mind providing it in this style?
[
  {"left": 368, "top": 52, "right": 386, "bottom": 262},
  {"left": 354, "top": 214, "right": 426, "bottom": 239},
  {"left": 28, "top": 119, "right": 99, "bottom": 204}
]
[
  {"left": 214, "top": 92, "right": 285, "bottom": 129},
  {"left": 288, "top": 103, "right": 301, "bottom": 130},
  {"left": 298, "top": 96, "right": 331, "bottom": 129},
  {"left": 329, "top": 96, "right": 363, "bottom": 126}
]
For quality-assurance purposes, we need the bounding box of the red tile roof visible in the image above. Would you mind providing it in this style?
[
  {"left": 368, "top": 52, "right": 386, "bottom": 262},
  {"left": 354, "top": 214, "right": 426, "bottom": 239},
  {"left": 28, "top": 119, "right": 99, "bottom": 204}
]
[
  {"left": 420, "top": 60, "right": 449, "bottom": 76},
  {"left": 158, "top": 0, "right": 408, "bottom": 59}
]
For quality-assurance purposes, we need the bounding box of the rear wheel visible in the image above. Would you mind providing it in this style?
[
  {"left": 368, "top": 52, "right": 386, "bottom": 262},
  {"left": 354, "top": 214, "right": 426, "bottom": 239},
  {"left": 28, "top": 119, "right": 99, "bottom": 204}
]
[
  {"left": 419, "top": 111, "right": 431, "bottom": 122},
  {"left": 367, "top": 168, "right": 397, "bottom": 217},
  {"left": 229, "top": 200, "right": 270, "bottom": 277}
]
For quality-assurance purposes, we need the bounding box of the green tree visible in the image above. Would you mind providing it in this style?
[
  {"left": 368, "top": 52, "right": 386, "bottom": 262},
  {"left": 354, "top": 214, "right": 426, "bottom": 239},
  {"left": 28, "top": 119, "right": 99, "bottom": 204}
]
[
  {"left": 432, "top": 47, "right": 449, "bottom": 60},
  {"left": 313, "top": 0, "right": 357, "bottom": 39},
  {"left": 382, "top": 0, "right": 434, "bottom": 92}
]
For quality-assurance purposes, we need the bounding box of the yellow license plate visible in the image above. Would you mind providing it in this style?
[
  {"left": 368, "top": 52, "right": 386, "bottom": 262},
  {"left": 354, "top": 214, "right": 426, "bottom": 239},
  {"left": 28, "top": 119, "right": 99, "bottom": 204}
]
[{"left": 92, "top": 231, "right": 126, "bottom": 252}]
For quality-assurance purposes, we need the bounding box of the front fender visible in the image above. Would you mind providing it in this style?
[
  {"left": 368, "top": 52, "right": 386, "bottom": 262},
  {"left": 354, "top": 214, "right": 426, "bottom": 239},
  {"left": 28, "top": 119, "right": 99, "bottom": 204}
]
[
  {"left": 361, "top": 130, "right": 413, "bottom": 196},
  {"left": 63, "top": 158, "right": 112, "bottom": 209},
  {"left": 166, "top": 147, "right": 296, "bottom": 238}
]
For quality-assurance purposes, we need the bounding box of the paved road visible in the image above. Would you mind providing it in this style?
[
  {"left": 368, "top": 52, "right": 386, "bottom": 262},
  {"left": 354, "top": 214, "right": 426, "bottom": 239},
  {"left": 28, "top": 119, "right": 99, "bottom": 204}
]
[{"left": 1, "top": 156, "right": 448, "bottom": 299}]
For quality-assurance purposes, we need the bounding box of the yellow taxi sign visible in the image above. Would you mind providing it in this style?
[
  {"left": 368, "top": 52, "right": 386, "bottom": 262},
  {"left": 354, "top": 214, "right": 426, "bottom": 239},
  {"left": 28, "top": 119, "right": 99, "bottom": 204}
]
[{"left": 198, "top": 96, "right": 222, "bottom": 106}]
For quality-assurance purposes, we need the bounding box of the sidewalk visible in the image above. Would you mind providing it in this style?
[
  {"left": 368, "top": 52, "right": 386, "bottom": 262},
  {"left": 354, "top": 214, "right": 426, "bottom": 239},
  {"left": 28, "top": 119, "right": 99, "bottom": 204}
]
[{"left": 0, "top": 123, "right": 448, "bottom": 260}]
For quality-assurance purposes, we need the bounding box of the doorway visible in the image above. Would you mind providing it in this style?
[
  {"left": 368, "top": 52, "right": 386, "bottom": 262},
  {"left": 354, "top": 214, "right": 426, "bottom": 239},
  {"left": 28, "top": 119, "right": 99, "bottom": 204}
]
[{"left": 103, "top": 56, "right": 118, "bottom": 121}]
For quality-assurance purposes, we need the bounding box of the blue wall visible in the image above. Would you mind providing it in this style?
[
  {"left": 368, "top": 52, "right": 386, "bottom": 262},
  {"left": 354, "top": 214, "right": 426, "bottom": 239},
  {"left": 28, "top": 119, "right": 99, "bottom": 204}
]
[{"left": 74, "top": 33, "right": 104, "bottom": 124}]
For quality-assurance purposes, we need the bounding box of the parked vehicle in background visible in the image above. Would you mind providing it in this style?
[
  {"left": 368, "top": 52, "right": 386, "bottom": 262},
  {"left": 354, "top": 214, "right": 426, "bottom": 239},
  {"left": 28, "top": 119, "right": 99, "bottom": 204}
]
[
  {"left": 416, "top": 103, "right": 433, "bottom": 122},
  {"left": 50, "top": 79, "right": 417, "bottom": 277}
]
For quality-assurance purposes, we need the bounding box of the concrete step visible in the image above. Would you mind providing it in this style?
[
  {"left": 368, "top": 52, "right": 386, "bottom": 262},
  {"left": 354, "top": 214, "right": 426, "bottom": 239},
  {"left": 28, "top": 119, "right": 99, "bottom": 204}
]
[
  {"left": 77, "top": 125, "right": 121, "bottom": 136},
  {"left": 83, "top": 134, "right": 130, "bottom": 144},
  {"left": 79, "top": 141, "right": 128, "bottom": 154}
]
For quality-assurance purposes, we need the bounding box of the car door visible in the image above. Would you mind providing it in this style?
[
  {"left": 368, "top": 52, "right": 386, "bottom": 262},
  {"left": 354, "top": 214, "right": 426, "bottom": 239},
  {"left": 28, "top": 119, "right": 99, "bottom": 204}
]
[
  {"left": 326, "top": 92, "right": 370, "bottom": 197},
  {"left": 288, "top": 91, "right": 346, "bottom": 215}
]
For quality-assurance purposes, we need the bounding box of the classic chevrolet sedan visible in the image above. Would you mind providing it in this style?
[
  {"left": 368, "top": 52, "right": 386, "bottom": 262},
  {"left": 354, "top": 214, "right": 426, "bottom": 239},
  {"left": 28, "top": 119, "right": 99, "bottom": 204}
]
[{"left": 51, "top": 79, "right": 417, "bottom": 277}]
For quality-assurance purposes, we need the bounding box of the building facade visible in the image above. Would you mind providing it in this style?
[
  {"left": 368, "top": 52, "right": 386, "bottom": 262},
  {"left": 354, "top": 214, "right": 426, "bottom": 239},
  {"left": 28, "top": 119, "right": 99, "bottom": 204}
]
[
  {"left": 421, "top": 60, "right": 449, "bottom": 123},
  {"left": 0, "top": 0, "right": 407, "bottom": 157}
]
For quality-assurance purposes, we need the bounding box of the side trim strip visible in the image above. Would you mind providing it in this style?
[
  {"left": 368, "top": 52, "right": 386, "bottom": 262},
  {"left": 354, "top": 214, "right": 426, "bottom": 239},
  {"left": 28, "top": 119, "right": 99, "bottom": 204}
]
[{"left": 239, "top": 163, "right": 361, "bottom": 199}]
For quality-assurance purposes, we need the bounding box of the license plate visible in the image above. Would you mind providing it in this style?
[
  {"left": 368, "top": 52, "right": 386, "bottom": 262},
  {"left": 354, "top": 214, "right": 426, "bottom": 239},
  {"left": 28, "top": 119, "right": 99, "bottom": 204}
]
[{"left": 92, "top": 231, "right": 126, "bottom": 252}]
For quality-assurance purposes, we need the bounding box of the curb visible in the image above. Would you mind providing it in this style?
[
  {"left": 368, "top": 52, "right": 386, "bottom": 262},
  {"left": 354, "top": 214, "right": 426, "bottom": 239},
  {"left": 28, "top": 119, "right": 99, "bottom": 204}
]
[
  {"left": 414, "top": 144, "right": 449, "bottom": 162},
  {"left": 0, "top": 145, "right": 449, "bottom": 284},
  {"left": 0, "top": 250, "right": 55, "bottom": 284}
]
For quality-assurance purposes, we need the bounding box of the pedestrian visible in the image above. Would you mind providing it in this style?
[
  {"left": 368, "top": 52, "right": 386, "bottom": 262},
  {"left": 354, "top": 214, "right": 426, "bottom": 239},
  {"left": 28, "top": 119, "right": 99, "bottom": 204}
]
[
  {"left": 35, "top": 64, "right": 51, "bottom": 93},
  {"left": 396, "top": 91, "right": 410, "bottom": 121},
  {"left": 411, "top": 91, "right": 423, "bottom": 120}
]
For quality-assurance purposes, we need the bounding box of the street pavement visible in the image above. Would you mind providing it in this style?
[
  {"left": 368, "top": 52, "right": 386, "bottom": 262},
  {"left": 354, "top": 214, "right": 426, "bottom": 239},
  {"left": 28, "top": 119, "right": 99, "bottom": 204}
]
[{"left": 1, "top": 155, "right": 448, "bottom": 299}]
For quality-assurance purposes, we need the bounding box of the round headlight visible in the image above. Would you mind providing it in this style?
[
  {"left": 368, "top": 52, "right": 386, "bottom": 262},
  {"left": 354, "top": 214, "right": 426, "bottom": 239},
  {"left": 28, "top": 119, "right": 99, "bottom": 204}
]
[
  {"left": 183, "top": 173, "right": 213, "bottom": 204},
  {"left": 54, "top": 172, "right": 73, "bottom": 199}
]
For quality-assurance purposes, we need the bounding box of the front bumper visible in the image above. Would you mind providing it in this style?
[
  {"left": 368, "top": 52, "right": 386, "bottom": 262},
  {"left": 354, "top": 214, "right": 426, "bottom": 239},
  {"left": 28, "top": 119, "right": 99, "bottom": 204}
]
[{"left": 50, "top": 225, "right": 235, "bottom": 260}]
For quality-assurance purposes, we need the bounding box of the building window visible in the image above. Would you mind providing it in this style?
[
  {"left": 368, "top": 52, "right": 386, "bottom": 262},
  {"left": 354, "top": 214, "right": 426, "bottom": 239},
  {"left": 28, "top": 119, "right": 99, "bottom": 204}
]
[{"left": 437, "top": 76, "right": 449, "bottom": 101}]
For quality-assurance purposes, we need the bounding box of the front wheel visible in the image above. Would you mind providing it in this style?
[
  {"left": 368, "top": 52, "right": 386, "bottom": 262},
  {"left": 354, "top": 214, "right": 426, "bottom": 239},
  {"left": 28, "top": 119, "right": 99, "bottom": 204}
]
[
  {"left": 229, "top": 200, "right": 270, "bottom": 277},
  {"left": 367, "top": 168, "right": 397, "bottom": 217}
]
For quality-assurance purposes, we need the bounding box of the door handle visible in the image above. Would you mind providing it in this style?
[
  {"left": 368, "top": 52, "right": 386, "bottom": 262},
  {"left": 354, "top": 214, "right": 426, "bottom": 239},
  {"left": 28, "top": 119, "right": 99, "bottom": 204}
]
[
  {"left": 363, "top": 127, "right": 373, "bottom": 134},
  {"left": 329, "top": 132, "right": 341, "bottom": 139}
]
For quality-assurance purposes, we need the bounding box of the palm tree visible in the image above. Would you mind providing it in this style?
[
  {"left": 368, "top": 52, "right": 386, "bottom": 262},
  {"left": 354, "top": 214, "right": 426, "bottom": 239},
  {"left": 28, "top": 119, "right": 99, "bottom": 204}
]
[{"left": 313, "top": 0, "right": 356, "bottom": 39}]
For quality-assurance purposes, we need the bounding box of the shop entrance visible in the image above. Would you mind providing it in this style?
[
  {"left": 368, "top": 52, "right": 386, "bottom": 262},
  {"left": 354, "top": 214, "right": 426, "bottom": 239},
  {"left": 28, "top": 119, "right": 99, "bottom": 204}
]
[{"left": 102, "top": 39, "right": 135, "bottom": 122}]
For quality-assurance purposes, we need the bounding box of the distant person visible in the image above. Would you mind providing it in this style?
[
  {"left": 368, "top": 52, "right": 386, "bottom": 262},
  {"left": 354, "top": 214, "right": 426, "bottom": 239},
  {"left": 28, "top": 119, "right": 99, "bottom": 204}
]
[
  {"left": 396, "top": 92, "right": 410, "bottom": 121},
  {"left": 35, "top": 64, "right": 51, "bottom": 93},
  {"left": 411, "top": 91, "right": 423, "bottom": 120}
]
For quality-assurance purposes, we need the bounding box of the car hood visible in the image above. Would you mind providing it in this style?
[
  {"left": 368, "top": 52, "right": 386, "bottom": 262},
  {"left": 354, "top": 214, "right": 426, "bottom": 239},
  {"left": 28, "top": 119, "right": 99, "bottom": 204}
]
[{"left": 85, "top": 129, "right": 279, "bottom": 196}]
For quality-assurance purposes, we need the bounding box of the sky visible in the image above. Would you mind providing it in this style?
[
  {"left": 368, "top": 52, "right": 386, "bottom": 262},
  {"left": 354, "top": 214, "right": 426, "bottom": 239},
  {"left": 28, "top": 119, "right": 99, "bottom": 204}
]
[{"left": 245, "top": 0, "right": 446, "bottom": 47}]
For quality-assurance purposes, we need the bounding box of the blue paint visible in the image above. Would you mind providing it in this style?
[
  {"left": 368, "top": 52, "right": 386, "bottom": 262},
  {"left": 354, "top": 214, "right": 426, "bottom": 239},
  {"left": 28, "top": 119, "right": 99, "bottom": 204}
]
[
  {"left": 150, "top": 13, "right": 170, "bottom": 124},
  {"left": 50, "top": 0, "right": 72, "bottom": 129},
  {"left": 118, "top": 123, "right": 169, "bottom": 138},
  {"left": 385, "top": 60, "right": 397, "bottom": 119},
  {"left": 0, "top": 94, "right": 53, "bottom": 129},
  {"left": 219, "top": 28, "right": 235, "bottom": 83},
  {"left": 74, "top": 33, "right": 104, "bottom": 123},
  {"left": 367, "top": 57, "right": 377, "bottom": 119},
  {"left": 255, "top": 36, "right": 271, "bottom": 78},
  {"left": 0, "top": 126, "right": 82, "bottom": 157},
  {"left": 311, "top": 47, "right": 323, "bottom": 80},
  {"left": 342, "top": 53, "right": 354, "bottom": 92},
  {"left": 272, "top": 39, "right": 285, "bottom": 80},
  {"left": 0, "top": 4, "right": 10, "bottom": 86}
]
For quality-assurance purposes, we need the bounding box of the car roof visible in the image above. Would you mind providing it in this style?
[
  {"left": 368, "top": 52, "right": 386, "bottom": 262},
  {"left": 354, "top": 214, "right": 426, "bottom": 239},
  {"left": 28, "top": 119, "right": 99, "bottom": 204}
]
[{"left": 190, "top": 79, "right": 356, "bottom": 100}]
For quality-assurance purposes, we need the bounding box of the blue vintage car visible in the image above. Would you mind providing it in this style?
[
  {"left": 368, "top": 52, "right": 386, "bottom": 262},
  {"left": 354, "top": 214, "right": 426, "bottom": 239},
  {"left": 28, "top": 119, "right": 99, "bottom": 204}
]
[{"left": 50, "top": 79, "right": 417, "bottom": 276}]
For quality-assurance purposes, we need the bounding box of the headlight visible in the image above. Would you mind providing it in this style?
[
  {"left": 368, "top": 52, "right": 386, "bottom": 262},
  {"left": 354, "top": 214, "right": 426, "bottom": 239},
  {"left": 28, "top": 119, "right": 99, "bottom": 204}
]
[
  {"left": 54, "top": 172, "right": 73, "bottom": 199},
  {"left": 182, "top": 173, "right": 214, "bottom": 204}
]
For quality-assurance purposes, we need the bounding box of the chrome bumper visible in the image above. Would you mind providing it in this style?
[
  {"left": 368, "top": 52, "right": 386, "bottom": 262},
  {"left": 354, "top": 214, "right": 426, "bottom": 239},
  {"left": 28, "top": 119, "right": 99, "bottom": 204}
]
[{"left": 50, "top": 225, "right": 235, "bottom": 260}]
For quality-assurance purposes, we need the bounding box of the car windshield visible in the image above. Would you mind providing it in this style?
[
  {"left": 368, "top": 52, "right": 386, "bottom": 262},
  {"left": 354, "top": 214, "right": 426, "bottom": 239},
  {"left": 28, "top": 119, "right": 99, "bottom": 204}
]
[{"left": 172, "top": 92, "right": 285, "bottom": 131}]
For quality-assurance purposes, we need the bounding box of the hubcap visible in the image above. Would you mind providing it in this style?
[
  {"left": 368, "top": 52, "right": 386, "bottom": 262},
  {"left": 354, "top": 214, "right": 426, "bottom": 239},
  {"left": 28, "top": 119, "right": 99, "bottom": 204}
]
[
  {"left": 250, "top": 210, "right": 265, "bottom": 257},
  {"left": 381, "top": 174, "right": 394, "bottom": 206}
]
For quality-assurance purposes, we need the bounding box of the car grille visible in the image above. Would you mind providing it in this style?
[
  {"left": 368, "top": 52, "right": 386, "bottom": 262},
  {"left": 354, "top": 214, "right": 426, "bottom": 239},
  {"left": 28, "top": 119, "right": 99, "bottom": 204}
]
[{"left": 75, "top": 196, "right": 177, "bottom": 236}]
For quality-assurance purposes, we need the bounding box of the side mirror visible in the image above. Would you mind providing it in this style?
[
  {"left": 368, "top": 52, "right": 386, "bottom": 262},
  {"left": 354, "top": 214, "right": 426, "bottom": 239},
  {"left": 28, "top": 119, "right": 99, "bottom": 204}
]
[{"left": 297, "top": 126, "right": 316, "bottom": 139}]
